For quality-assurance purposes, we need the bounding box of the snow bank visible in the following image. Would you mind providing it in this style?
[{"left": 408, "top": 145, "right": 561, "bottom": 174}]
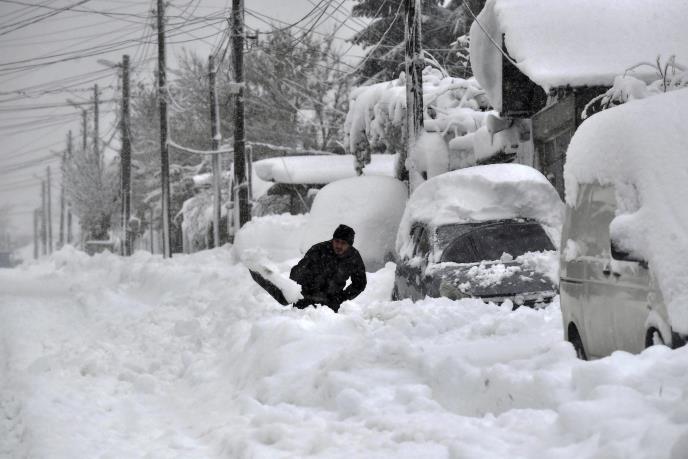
[
  {"left": 233, "top": 213, "right": 308, "bottom": 263},
  {"left": 253, "top": 154, "right": 396, "bottom": 185},
  {"left": 301, "top": 176, "right": 408, "bottom": 271},
  {"left": 470, "top": 0, "right": 688, "bottom": 110},
  {"left": 397, "top": 164, "right": 564, "bottom": 258},
  {"left": 564, "top": 88, "right": 688, "bottom": 333},
  {"left": 3, "top": 247, "right": 688, "bottom": 458}
]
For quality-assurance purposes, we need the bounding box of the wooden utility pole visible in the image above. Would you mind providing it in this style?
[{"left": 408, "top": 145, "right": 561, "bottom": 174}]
[
  {"left": 94, "top": 84, "right": 100, "bottom": 167},
  {"left": 157, "top": 0, "right": 172, "bottom": 258},
  {"left": 121, "top": 54, "right": 132, "bottom": 256},
  {"left": 59, "top": 151, "right": 66, "bottom": 249},
  {"left": 401, "top": 0, "right": 425, "bottom": 191},
  {"left": 40, "top": 180, "right": 47, "bottom": 255},
  {"left": 46, "top": 166, "right": 53, "bottom": 254},
  {"left": 149, "top": 207, "right": 155, "bottom": 254},
  {"left": 33, "top": 208, "right": 39, "bottom": 259},
  {"left": 66, "top": 130, "right": 73, "bottom": 245},
  {"left": 231, "top": 0, "right": 250, "bottom": 230},
  {"left": 208, "top": 54, "right": 222, "bottom": 248},
  {"left": 81, "top": 109, "right": 88, "bottom": 151}
]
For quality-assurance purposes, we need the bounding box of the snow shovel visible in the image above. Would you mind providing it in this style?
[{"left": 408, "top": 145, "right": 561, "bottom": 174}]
[{"left": 248, "top": 269, "right": 290, "bottom": 306}]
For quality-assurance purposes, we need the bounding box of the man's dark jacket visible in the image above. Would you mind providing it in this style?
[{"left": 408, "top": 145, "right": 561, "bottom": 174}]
[{"left": 289, "top": 240, "right": 367, "bottom": 311}]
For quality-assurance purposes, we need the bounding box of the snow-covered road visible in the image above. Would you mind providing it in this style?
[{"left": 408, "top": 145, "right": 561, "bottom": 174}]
[{"left": 1, "top": 246, "right": 687, "bottom": 458}]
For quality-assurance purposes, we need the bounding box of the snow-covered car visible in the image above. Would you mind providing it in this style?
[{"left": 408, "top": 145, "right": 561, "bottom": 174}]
[
  {"left": 392, "top": 164, "right": 563, "bottom": 307},
  {"left": 252, "top": 183, "right": 321, "bottom": 217},
  {"left": 251, "top": 154, "right": 396, "bottom": 218},
  {"left": 561, "top": 89, "right": 688, "bottom": 359}
]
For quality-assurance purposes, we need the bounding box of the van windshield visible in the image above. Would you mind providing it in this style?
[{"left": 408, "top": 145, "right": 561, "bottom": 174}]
[{"left": 440, "top": 221, "right": 554, "bottom": 264}]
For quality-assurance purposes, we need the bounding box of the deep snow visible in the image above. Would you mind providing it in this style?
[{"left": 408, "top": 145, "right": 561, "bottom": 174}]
[{"left": 2, "top": 231, "right": 688, "bottom": 458}]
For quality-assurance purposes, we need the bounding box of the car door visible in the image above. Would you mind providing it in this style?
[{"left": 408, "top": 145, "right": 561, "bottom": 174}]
[{"left": 579, "top": 184, "right": 618, "bottom": 358}]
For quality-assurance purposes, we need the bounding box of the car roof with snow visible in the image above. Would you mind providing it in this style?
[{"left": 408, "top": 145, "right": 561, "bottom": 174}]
[
  {"left": 253, "top": 154, "right": 396, "bottom": 185},
  {"left": 563, "top": 87, "right": 688, "bottom": 334},
  {"left": 470, "top": 0, "right": 688, "bottom": 106},
  {"left": 396, "top": 164, "right": 563, "bottom": 256}
]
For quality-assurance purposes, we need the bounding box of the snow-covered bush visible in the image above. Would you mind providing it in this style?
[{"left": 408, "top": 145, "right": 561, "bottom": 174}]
[
  {"left": 583, "top": 56, "right": 688, "bottom": 119},
  {"left": 343, "top": 67, "right": 491, "bottom": 179}
]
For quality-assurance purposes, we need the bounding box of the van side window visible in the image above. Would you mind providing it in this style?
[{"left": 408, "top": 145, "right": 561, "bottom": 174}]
[
  {"left": 586, "top": 185, "right": 617, "bottom": 257},
  {"left": 564, "top": 184, "right": 616, "bottom": 258}
]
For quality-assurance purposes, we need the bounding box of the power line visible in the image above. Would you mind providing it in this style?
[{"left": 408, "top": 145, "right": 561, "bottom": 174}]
[{"left": 0, "top": 0, "right": 92, "bottom": 37}]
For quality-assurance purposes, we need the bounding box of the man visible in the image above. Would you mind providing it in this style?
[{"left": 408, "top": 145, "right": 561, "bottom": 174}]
[{"left": 289, "top": 224, "right": 367, "bottom": 312}]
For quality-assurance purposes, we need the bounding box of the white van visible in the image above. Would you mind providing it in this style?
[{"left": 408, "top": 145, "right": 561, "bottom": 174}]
[
  {"left": 560, "top": 89, "right": 688, "bottom": 359},
  {"left": 560, "top": 181, "right": 686, "bottom": 359}
]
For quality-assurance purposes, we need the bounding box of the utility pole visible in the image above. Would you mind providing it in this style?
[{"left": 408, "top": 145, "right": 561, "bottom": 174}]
[
  {"left": 209, "top": 54, "right": 222, "bottom": 248},
  {"left": 59, "top": 151, "right": 66, "bottom": 249},
  {"left": 231, "top": 0, "right": 250, "bottom": 230},
  {"left": 81, "top": 109, "right": 88, "bottom": 151},
  {"left": 121, "top": 54, "right": 132, "bottom": 256},
  {"left": 401, "top": 0, "right": 425, "bottom": 192},
  {"left": 40, "top": 180, "right": 47, "bottom": 255},
  {"left": 149, "top": 207, "right": 155, "bottom": 254},
  {"left": 66, "top": 130, "right": 73, "bottom": 245},
  {"left": 94, "top": 84, "right": 100, "bottom": 167},
  {"left": 157, "top": 0, "right": 172, "bottom": 258},
  {"left": 46, "top": 166, "right": 53, "bottom": 254},
  {"left": 33, "top": 208, "right": 39, "bottom": 259}
]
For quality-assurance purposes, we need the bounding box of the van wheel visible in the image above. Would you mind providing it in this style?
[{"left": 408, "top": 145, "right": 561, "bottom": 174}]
[
  {"left": 645, "top": 328, "right": 666, "bottom": 348},
  {"left": 568, "top": 324, "right": 587, "bottom": 360}
]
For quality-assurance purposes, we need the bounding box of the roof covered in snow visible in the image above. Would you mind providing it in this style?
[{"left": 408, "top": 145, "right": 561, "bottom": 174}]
[
  {"left": 253, "top": 154, "right": 396, "bottom": 185},
  {"left": 396, "top": 164, "right": 563, "bottom": 255},
  {"left": 564, "top": 87, "right": 688, "bottom": 333},
  {"left": 469, "top": 0, "right": 688, "bottom": 110}
]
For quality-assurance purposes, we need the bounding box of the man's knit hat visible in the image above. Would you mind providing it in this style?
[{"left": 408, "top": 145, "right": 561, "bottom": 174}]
[{"left": 332, "top": 224, "right": 355, "bottom": 245}]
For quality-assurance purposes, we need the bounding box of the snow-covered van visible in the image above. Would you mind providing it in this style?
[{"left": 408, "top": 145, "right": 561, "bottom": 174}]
[{"left": 560, "top": 89, "right": 688, "bottom": 359}]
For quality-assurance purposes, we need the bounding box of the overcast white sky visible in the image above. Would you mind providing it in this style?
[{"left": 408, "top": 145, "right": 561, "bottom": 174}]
[{"left": 0, "top": 0, "right": 364, "bottom": 239}]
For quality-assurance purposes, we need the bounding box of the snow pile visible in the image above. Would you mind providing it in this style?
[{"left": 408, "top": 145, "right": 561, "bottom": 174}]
[
  {"left": 233, "top": 213, "right": 308, "bottom": 263},
  {"left": 301, "top": 176, "right": 408, "bottom": 271},
  {"left": 253, "top": 154, "right": 396, "bottom": 185},
  {"left": 470, "top": 0, "right": 688, "bottom": 110},
  {"left": 3, "top": 246, "right": 688, "bottom": 457},
  {"left": 564, "top": 88, "right": 688, "bottom": 333},
  {"left": 344, "top": 67, "right": 492, "bottom": 177},
  {"left": 397, "top": 164, "right": 564, "bottom": 258}
]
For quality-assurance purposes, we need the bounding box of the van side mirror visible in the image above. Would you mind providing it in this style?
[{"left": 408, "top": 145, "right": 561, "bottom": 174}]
[{"left": 611, "top": 240, "right": 648, "bottom": 269}]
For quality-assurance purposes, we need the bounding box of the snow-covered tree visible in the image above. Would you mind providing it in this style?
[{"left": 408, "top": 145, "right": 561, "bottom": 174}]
[
  {"left": 62, "top": 145, "right": 119, "bottom": 241},
  {"left": 350, "top": 0, "right": 485, "bottom": 84},
  {"left": 583, "top": 56, "right": 688, "bottom": 119}
]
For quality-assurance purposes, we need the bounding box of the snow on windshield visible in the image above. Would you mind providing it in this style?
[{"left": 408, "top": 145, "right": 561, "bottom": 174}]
[
  {"left": 564, "top": 88, "right": 688, "bottom": 334},
  {"left": 469, "top": 0, "right": 688, "bottom": 110},
  {"left": 396, "top": 164, "right": 563, "bottom": 259},
  {"left": 301, "top": 176, "right": 408, "bottom": 271}
]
